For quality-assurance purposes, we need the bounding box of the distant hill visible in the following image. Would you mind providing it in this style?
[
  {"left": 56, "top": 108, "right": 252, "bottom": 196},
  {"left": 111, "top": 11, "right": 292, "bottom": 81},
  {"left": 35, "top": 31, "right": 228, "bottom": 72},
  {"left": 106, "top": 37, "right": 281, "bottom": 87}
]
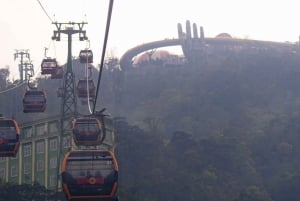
[
  {"left": 102, "top": 46, "right": 300, "bottom": 139},
  {"left": 1, "top": 46, "right": 300, "bottom": 140},
  {"left": 2, "top": 43, "right": 300, "bottom": 201}
]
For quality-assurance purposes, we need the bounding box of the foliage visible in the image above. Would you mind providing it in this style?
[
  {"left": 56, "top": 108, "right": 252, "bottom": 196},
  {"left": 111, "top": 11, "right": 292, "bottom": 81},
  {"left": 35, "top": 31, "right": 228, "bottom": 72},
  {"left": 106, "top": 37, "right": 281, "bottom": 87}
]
[
  {"left": 0, "top": 181, "right": 64, "bottom": 201},
  {"left": 2, "top": 46, "right": 300, "bottom": 200}
]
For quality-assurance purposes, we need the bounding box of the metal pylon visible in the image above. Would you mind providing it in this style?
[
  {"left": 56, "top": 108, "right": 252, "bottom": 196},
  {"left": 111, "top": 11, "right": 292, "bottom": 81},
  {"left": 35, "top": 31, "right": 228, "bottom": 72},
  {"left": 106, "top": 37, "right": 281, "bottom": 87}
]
[{"left": 51, "top": 21, "right": 88, "bottom": 195}]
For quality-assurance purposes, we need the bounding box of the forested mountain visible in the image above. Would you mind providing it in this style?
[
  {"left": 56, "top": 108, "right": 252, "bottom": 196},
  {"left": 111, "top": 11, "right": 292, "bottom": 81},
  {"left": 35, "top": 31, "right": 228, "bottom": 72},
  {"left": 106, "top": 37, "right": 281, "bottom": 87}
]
[
  {"left": 1, "top": 46, "right": 300, "bottom": 201},
  {"left": 110, "top": 47, "right": 300, "bottom": 201}
]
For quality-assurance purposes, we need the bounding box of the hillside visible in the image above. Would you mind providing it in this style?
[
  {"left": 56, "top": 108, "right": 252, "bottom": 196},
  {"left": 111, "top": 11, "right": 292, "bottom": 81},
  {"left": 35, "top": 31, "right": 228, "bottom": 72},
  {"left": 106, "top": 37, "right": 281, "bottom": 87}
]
[
  {"left": 109, "top": 47, "right": 300, "bottom": 201},
  {"left": 1, "top": 46, "right": 300, "bottom": 201},
  {"left": 101, "top": 47, "right": 300, "bottom": 139}
]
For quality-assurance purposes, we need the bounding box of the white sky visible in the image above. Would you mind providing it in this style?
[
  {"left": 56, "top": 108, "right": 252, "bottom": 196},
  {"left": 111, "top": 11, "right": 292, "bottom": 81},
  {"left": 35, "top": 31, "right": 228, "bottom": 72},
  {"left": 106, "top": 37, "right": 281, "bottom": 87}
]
[{"left": 1, "top": 0, "right": 300, "bottom": 79}]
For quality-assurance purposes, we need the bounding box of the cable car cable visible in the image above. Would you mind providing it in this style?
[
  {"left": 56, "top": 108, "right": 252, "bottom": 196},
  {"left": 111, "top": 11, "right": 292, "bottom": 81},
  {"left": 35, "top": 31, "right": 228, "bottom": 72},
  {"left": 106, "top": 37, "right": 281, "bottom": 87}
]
[
  {"left": 52, "top": 39, "right": 57, "bottom": 59},
  {"left": 36, "top": 0, "right": 53, "bottom": 23},
  {"left": 92, "top": 0, "right": 114, "bottom": 115},
  {"left": 86, "top": 53, "right": 93, "bottom": 114},
  {"left": 0, "top": 81, "right": 26, "bottom": 94},
  {"left": 82, "top": 40, "right": 93, "bottom": 114}
]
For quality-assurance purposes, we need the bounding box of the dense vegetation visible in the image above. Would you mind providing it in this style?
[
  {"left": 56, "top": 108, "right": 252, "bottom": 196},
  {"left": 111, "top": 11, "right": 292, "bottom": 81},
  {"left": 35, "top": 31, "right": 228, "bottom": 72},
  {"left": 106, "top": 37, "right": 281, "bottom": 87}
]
[
  {"left": 1, "top": 46, "right": 300, "bottom": 201},
  {"left": 113, "top": 47, "right": 300, "bottom": 201}
]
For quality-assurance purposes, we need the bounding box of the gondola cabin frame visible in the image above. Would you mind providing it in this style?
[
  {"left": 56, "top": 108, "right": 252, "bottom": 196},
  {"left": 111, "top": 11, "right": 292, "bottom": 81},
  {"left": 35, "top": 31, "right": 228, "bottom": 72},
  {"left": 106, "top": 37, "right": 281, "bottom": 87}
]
[
  {"left": 79, "top": 49, "right": 93, "bottom": 64},
  {"left": 0, "top": 117, "right": 20, "bottom": 157},
  {"left": 77, "top": 78, "right": 96, "bottom": 98},
  {"left": 41, "top": 58, "right": 58, "bottom": 75},
  {"left": 72, "top": 117, "right": 105, "bottom": 146},
  {"left": 22, "top": 89, "right": 47, "bottom": 113},
  {"left": 61, "top": 150, "right": 118, "bottom": 201}
]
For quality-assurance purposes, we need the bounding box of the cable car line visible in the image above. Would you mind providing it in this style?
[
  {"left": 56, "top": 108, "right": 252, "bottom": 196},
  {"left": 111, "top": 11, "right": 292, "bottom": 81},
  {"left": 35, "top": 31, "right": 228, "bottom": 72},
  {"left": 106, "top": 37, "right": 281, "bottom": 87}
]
[
  {"left": 36, "top": 0, "right": 53, "bottom": 23},
  {"left": 0, "top": 81, "right": 26, "bottom": 94},
  {"left": 72, "top": 0, "right": 114, "bottom": 150},
  {"left": 85, "top": 59, "right": 93, "bottom": 114},
  {"left": 12, "top": 2, "right": 119, "bottom": 200},
  {"left": 92, "top": 0, "right": 114, "bottom": 115},
  {"left": 79, "top": 40, "right": 93, "bottom": 114}
]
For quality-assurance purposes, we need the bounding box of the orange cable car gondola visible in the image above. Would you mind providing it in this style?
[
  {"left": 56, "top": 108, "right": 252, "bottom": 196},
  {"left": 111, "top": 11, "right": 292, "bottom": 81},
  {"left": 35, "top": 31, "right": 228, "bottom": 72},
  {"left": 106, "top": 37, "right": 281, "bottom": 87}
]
[
  {"left": 72, "top": 116, "right": 105, "bottom": 146},
  {"left": 41, "top": 58, "right": 58, "bottom": 75},
  {"left": 22, "top": 89, "right": 47, "bottom": 113},
  {"left": 77, "top": 78, "right": 96, "bottom": 98},
  {"left": 79, "top": 49, "right": 93, "bottom": 64},
  {"left": 0, "top": 116, "right": 20, "bottom": 157},
  {"left": 61, "top": 150, "right": 118, "bottom": 201}
]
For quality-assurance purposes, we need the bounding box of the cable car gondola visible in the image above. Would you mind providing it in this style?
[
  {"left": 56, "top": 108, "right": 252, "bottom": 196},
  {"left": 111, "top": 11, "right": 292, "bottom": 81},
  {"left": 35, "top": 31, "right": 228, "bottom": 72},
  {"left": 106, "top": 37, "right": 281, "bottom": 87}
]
[
  {"left": 0, "top": 116, "right": 20, "bottom": 157},
  {"left": 51, "top": 66, "right": 63, "bottom": 79},
  {"left": 79, "top": 49, "right": 93, "bottom": 63},
  {"left": 72, "top": 117, "right": 104, "bottom": 146},
  {"left": 77, "top": 78, "right": 96, "bottom": 98},
  {"left": 41, "top": 58, "right": 58, "bottom": 74},
  {"left": 61, "top": 150, "right": 118, "bottom": 201},
  {"left": 22, "top": 89, "right": 47, "bottom": 113}
]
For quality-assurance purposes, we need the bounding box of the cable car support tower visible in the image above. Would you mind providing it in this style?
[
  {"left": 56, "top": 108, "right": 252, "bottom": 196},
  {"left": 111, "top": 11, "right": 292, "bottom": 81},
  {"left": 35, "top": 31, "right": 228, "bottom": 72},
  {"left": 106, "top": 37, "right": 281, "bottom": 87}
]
[
  {"left": 51, "top": 21, "right": 89, "bottom": 194},
  {"left": 14, "top": 50, "right": 34, "bottom": 82}
]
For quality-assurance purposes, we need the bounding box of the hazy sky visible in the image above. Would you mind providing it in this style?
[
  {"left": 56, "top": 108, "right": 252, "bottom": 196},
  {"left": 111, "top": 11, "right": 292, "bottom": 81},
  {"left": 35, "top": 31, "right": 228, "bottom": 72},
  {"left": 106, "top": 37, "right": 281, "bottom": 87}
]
[{"left": 1, "top": 0, "right": 300, "bottom": 79}]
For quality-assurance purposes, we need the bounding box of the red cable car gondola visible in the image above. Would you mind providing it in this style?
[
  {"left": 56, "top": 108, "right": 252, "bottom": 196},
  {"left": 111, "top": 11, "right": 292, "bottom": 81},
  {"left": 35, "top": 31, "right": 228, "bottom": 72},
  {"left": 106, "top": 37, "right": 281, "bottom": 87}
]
[
  {"left": 41, "top": 58, "right": 58, "bottom": 74},
  {"left": 72, "top": 117, "right": 104, "bottom": 146},
  {"left": 77, "top": 78, "right": 96, "bottom": 98},
  {"left": 61, "top": 150, "right": 118, "bottom": 201},
  {"left": 79, "top": 49, "right": 93, "bottom": 64},
  {"left": 0, "top": 116, "right": 20, "bottom": 157},
  {"left": 22, "top": 89, "right": 47, "bottom": 113}
]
